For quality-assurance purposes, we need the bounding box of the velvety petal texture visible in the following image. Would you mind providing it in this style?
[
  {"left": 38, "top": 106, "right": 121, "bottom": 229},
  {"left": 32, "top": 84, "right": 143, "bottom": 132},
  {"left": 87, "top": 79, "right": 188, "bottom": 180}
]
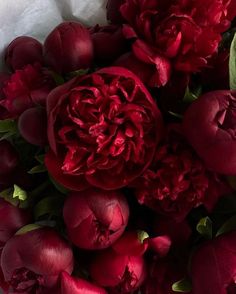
[
  {"left": 45, "top": 66, "right": 163, "bottom": 190},
  {"left": 183, "top": 90, "right": 236, "bottom": 174},
  {"left": 63, "top": 189, "right": 129, "bottom": 250},
  {"left": 1, "top": 227, "right": 74, "bottom": 293}
]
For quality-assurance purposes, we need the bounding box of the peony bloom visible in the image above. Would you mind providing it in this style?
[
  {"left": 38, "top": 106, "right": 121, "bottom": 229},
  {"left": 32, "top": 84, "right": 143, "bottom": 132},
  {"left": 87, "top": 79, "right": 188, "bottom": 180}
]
[
  {"left": 90, "top": 235, "right": 147, "bottom": 293},
  {"left": 116, "top": 0, "right": 236, "bottom": 86},
  {"left": 106, "top": 0, "right": 125, "bottom": 24},
  {"left": 183, "top": 90, "right": 236, "bottom": 174},
  {"left": 45, "top": 67, "right": 163, "bottom": 190},
  {"left": 44, "top": 21, "right": 93, "bottom": 74},
  {"left": 113, "top": 53, "right": 154, "bottom": 86},
  {"left": 0, "top": 63, "right": 55, "bottom": 119},
  {"left": 1, "top": 226, "right": 74, "bottom": 293},
  {"left": 90, "top": 25, "right": 127, "bottom": 64},
  {"left": 131, "top": 125, "right": 227, "bottom": 220},
  {"left": 63, "top": 189, "right": 129, "bottom": 250},
  {"left": 60, "top": 271, "right": 107, "bottom": 294},
  {"left": 191, "top": 230, "right": 236, "bottom": 294},
  {"left": 5, "top": 36, "right": 43, "bottom": 70},
  {"left": 0, "top": 199, "right": 30, "bottom": 247}
]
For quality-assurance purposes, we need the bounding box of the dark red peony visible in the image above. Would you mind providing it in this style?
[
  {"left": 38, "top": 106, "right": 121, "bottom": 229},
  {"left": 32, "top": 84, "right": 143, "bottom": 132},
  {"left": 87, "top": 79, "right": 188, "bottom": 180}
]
[
  {"left": 44, "top": 21, "right": 93, "bottom": 74},
  {"left": 60, "top": 271, "right": 107, "bottom": 294},
  {"left": 131, "top": 125, "right": 228, "bottom": 220},
  {"left": 117, "top": 0, "right": 236, "bottom": 86},
  {"left": 1, "top": 226, "right": 74, "bottom": 293},
  {"left": 0, "top": 63, "right": 55, "bottom": 119},
  {"left": 45, "top": 67, "right": 163, "bottom": 190},
  {"left": 5, "top": 36, "right": 43, "bottom": 70},
  {"left": 63, "top": 189, "right": 129, "bottom": 250},
  {"left": 90, "top": 232, "right": 147, "bottom": 293},
  {"left": 183, "top": 90, "right": 236, "bottom": 175},
  {"left": 191, "top": 230, "right": 236, "bottom": 294}
]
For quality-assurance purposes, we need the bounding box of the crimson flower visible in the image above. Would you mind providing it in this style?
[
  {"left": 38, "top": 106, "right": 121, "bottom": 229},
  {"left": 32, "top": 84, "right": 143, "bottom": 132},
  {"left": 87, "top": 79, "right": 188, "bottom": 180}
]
[{"left": 45, "top": 67, "right": 163, "bottom": 191}]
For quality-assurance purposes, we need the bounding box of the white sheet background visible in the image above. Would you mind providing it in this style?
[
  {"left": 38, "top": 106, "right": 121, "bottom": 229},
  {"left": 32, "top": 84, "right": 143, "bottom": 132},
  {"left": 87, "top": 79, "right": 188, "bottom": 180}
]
[{"left": 0, "top": 0, "right": 108, "bottom": 70}]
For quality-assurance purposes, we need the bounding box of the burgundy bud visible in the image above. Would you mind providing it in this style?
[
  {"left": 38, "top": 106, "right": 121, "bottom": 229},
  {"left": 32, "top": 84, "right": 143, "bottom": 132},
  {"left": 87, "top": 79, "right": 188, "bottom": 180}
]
[
  {"left": 63, "top": 189, "right": 129, "bottom": 250},
  {"left": 0, "top": 199, "right": 31, "bottom": 246},
  {"left": 18, "top": 107, "right": 48, "bottom": 146},
  {"left": 5, "top": 36, "right": 43, "bottom": 70},
  {"left": 90, "top": 25, "right": 127, "bottom": 63},
  {"left": 60, "top": 271, "right": 107, "bottom": 294},
  {"left": 44, "top": 21, "right": 94, "bottom": 73},
  {"left": 1, "top": 227, "right": 74, "bottom": 293},
  {"left": 0, "top": 140, "right": 19, "bottom": 175},
  {"left": 183, "top": 90, "right": 236, "bottom": 174},
  {"left": 106, "top": 0, "right": 125, "bottom": 24},
  {"left": 191, "top": 231, "right": 236, "bottom": 294},
  {"left": 113, "top": 52, "right": 153, "bottom": 85},
  {"left": 90, "top": 248, "right": 146, "bottom": 293}
]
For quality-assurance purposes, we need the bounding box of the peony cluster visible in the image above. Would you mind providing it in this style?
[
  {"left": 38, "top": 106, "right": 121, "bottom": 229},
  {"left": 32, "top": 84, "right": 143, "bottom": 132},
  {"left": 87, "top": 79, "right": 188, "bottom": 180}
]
[{"left": 0, "top": 1, "right": 235, "bottom": 294}]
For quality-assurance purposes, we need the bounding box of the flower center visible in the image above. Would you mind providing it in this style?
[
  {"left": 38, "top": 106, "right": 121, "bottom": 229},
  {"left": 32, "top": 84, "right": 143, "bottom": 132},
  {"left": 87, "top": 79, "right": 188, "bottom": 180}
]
[{"left": 10, "top": 267, "right": 43, "bottom": 293}]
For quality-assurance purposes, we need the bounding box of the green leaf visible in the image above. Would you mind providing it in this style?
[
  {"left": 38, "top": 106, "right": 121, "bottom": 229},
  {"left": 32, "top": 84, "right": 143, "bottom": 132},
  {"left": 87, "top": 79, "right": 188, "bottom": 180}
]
[
  {"left": 34, "top": 196, "right": 64, "bottom": 219},
  {"left": 0, "top": 119, "right": 17, "bottom": 133},
  {"left": 13, "top": 185, "right": 27, "bottom": 201},
  {"left": 50, "top": 71, "right": 65, "bottom": 85},
  {"left": 183, "top": 86, "right": 201, "bottom": 103},
  {"left": 229, "top": 32, "right": 236, "bottom": 90},
  {"left": 168, "top": 111, "right": 183, "bottom": 119},
  {"left": 35, "top": 154, "right": 45, "bottom": 164},
  {"left": 216, "top": 215, "right": 236, "bottom": 237},
  {"left": 137, "top": 230, "right": 149, "bottom": 243},
  {"left": 15, "top": 224, "right": 42, "bottom": 235},
  {"left": 172, "top": 278, "right": 192, "bottom": 292},
  {"left": 28, "top": 164, "right": 47, "bottom": 174},
  {"left": 49, "top": 176, "right": 68, "bottom": 194},
  {"left": 196, "top": 217, "right": 212, "bottom": 239},
  {"left": 68, "top": 69, "right": 89, "bottom": 78}
]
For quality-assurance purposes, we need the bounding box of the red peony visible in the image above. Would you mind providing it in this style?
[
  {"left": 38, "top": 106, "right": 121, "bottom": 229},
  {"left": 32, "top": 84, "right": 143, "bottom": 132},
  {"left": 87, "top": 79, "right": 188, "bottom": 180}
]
[
  {"left": 60, "top": 271, "right": 107, "bottom": 294},
  {"left": 117, "top": 0, "right": 236, "bottom": 86},
  {"left": 45, "top": 67, "right": 163, "bottom": 190},
  {"left": 191, "top": 230, "right": 236, "bottom": 294},
  {"left": 1, "top": 226, "right": 74, "bottom": 293},
  {"left": 183, "top": 90, "right": 236, "bottom": 174},
  {"left": 5, "top": 36, "right": 43, "bottom": 70},
  {"left": 131, "top": 125, "right": 226, "bottom": 220},
  {"left": 0, "top": 63, "right": 55, "bottom": 119},
  {"left": 63, "top": 189, "right": 129, "bottom": 250}
]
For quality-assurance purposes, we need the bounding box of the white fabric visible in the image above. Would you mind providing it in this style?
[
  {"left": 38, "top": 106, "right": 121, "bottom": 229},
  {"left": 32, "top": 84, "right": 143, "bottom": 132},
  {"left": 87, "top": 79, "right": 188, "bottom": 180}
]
[{"left": 0, "top": 0, "right": 107, "bottom": 69}]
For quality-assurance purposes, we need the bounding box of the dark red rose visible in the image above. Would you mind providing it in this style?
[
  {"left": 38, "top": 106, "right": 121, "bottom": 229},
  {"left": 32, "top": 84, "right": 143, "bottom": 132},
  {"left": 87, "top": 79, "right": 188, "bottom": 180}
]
[
  {"left": 5, "top": 36, "right": 43, "bottom": 70},
  {"left": 0, "top": 199, "right": 30, "bottom": 247},
  {"left": 113, "top": 53, "right": 154, "bottom": 86},
  {"left": 183, "top": 90, "right": 236, "bottom": 174},
  {"left": 60, "top": 271, "right": 107, "bottom": 294},
  {"left": 63, "top": 189, "right": 129, "bottom": 250},
  {"left": 1, "top": 226, "right": 74, "bottom": 293},
  {"left": 45, "top": 67, "right": 163, "bottom": 190},
  {"left": 90, "top": 25, "right": 127, "bottom": 64},
  {"left": 18, "top": 107, "right": 48, "bottom": 146},
  {"left": 44, "top": 21, "right": 93, "bottom": 74},
  {"left": 191, "top": 231, "right": 236, "bottom": 294},
  {"left": 90, "top": 245, "right": 147, "bottom": 293},
  {"left": 131, "top": 125, "right": 224, "bottom": 220},
  {"left": 0, "top": 140, "right": 19, "bottom": 176},
  {"left": 0, "top": 63, "right": 55, "bottom": 119},
  {"left": 118, "top": 0, "right": 236, "bottom": 86}
]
